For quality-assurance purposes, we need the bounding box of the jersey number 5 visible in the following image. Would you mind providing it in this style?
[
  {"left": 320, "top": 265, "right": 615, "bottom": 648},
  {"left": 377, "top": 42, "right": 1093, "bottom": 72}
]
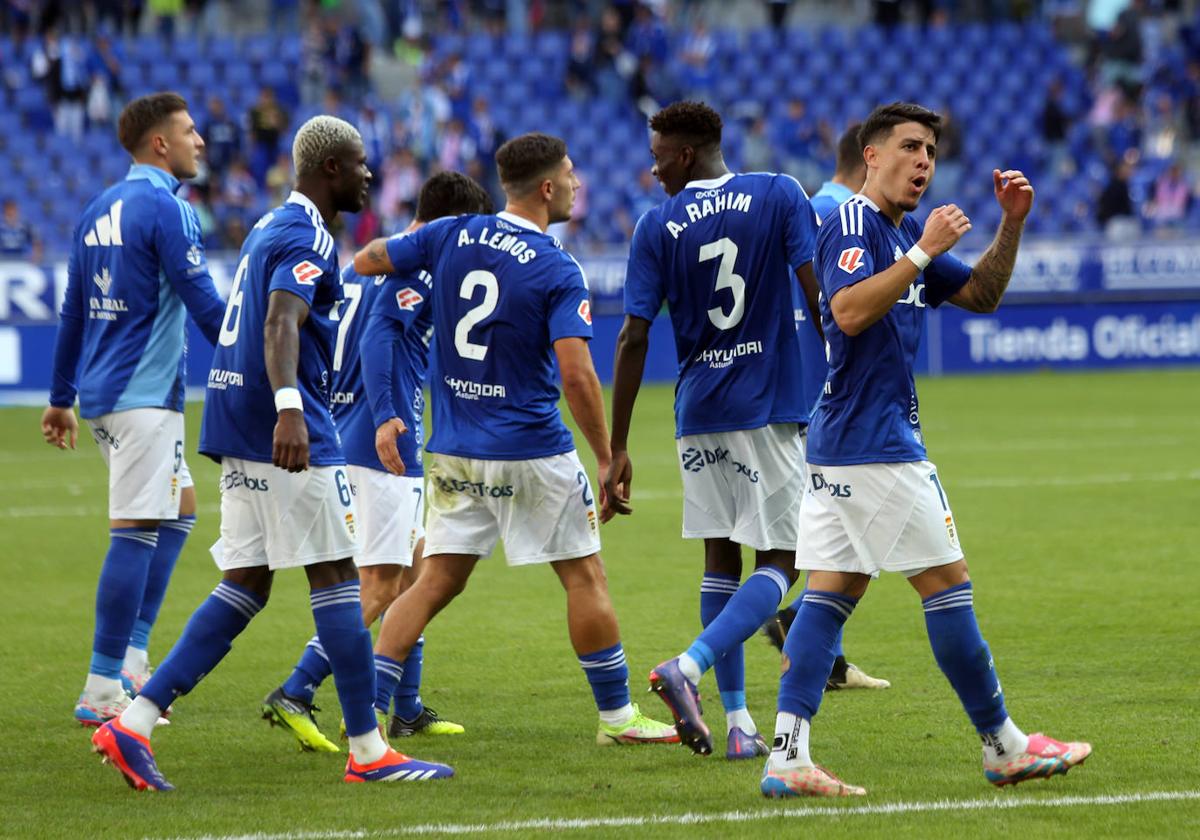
[
  {"left": 454, "top": 270, "right": 499, "bottom": 360},
  {"left": 699, "top": 237, "right": 745, "bottom": 329}
]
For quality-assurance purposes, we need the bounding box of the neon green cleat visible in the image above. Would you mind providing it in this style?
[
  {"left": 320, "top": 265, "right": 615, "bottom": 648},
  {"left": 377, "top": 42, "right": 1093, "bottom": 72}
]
[
  {"left": 389, "top": 706, "right": 465, "bottom": 738},
  {"left": 338, "top": 708, "right": 389, "bottom": 741},
  {"left": 596, "top": 703, "right": 680, "bottom": 746},
  {"left": 261, "top": 687, "right": 339, "bottom": 753}
]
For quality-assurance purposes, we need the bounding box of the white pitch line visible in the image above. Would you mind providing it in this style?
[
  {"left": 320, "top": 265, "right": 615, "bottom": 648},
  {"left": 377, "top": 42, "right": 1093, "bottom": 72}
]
[{"left": 148, "top": 789, "right": 1200, "bottom": 840}]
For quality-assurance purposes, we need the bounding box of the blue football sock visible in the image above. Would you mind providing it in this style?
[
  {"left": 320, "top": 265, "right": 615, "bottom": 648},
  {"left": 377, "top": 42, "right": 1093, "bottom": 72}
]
[
  {"left": 130, "top": 515, "right": 195, "bottom": 653},
  {"left": 310, "top": 580, "right": 377, "bottom": 738},
  {"left": 140, "top": 579, "right": 264, "bottom": 710},
  {"left": 578, "top": 642, "right": 631, "bottom": 712},
  {"left": 374, "top": 653, "right": 405, "bottom": 713},
  {"left": 790, "top": 587, "right": 846, "bottom": 660},
  {"left": 281, "top": 635, "right": 331, "bottom": 704},
  {"left": 393, "top": 634, "right": 425, "bottom": 719},
  {"left": 687, "top": 566, "right": 789, "bottom": 681},
  {"left": 777, "top": 590, "right": 858, "bottom": 719},
  {"left": 923, "top": 582, "right": 1009, "bottom": 734},
  {"left": 90, "top": 527, "right": 158, "bottom": 678},
  {"left": 699, "top": 572, "right": 745, "bottom": 712}
]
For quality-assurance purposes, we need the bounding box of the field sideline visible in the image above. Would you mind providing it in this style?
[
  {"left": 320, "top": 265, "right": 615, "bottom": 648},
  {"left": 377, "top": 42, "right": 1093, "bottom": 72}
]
[{"left": 2, "top": 369, "right": 1198, "bottom": 839}]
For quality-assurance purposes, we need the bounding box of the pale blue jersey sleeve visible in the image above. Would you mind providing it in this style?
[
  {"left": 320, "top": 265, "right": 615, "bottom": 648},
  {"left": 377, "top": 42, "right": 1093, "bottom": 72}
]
[
  {"left": 778, "top": 174, "right": 818, "bottom": 269},
  {"left": 622, "top": 212, "right": 665, "bottom": 322},
  {"left": 49, "top": 223, "right": 87, "bottom": 407},
  {"left": 156, "top": 190, "right": 226, "bottom": 345},
  {"left": 547, "top": 257, "right": 593, "bottom": 342},
  {"left": 923, "top": 251, "right": 973, "bottom": 308}
]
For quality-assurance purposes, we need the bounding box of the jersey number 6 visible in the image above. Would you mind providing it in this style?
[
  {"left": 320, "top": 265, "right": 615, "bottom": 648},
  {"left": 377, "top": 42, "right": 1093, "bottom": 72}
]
[
  {"left": 699, "top": 237, "right": 745, "bottom": 330},
  {"left": 218, "top": 254, "right": 251, "bottom": 347}
]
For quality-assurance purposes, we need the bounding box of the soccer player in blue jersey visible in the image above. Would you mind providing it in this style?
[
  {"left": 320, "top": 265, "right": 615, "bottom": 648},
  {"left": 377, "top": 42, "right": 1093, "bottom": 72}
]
[
  {"left": 605, "top": 101, "right": 882, "bottom": 759},
  {"left": 91, "top": 116, "right": 453, "bottom": 791},
  {"left": 41, "top": 93, "right": 227, "bottom": 727},
  {"left": 761, "top": 103, "right": 1091, "bottom": 798},
  {"left": 353, "top": 132, "right": 677, "bottom": 748},
  {"left": 262, "top": 173, "right": 490, "bottom": 750},
  {"left": 762, "top": 124, "right": 888, "bottom": 692}
]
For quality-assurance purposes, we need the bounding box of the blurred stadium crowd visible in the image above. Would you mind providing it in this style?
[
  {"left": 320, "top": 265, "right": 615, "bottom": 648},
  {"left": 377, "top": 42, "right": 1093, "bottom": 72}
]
[{"left": 2, "top": 0, "right": 1200, "bottom": 261}]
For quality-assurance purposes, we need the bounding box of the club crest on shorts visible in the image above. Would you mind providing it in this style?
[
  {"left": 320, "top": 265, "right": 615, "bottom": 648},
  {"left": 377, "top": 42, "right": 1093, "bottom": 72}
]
[
  {"left": 344, "top": 512, "right": 356, "bottom": 539},
  {"left": 838, "top": 247, "right": 865, "bottom": 275},
  {"left": 292, "top": 260, "right": 322, "bottom": 285}
]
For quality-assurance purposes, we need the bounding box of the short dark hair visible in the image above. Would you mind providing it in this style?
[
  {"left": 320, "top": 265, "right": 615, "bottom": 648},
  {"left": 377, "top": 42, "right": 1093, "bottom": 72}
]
[
  {"left": 495, "top": 133, "right": 568, "bottom": 194},
  {"left": 835, "top": 122, "right": 864, "bottom": 175},
  {"left": 648, "top": 100, "right": 723, "bottom": 148},
  {"left": 857, "top": 102, "right": 941, "bottom": 150},
  {"left": 416, "top": 171, "right": 493, "bottom": 221},
  {"left": 118, "top": 92, "right": 189, "bottom": 154}
]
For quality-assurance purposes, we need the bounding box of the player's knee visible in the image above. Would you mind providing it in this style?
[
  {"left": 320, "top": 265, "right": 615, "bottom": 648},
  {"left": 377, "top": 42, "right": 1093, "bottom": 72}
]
[
  {"left": 554, "top": 553, "right": 609, "bottom": 593},
  {"left": 224, "top": 567, "right": 273, "bottom": 601}
]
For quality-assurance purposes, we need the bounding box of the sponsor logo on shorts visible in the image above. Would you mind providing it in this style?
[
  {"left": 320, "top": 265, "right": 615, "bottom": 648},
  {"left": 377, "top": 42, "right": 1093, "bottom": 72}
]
[
  {"left": 92, "top": 426, "right": 120, "bottom": 450},
  {"left": 810, "top": 472, "right": 851, "bottom": 498},
  {"left": 207, "top": 368, "right": 244, "bottom": 390},
  {"left": 220, "top": 470, "right": 269, "bottom": 492},
  {"left": 681, "top": 446, "right": 759, "bottom": 483},
  {"left": 433, "top": 475, "right": 515, "bottom": 497}
]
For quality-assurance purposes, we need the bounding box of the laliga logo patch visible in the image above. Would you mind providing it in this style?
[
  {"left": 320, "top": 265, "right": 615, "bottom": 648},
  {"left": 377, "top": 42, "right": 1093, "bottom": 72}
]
[
  {"left": 577, "top": 299, "right": 592, "bottom": 325},
  {"left": 292, "top": 260, "right": 322, "bottom": 285},
  {"left": 396, "top": 288, "right": 424, "bottom": 311},
  {"left": 838, "top": 247, "right": 865, "bottom": 275}
]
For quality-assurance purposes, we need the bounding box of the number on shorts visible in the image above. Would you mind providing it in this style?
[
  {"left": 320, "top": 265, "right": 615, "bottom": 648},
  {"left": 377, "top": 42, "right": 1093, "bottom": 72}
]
[
  {"left": 454, "top": 270, "right": 499, "bottom": 360},
  {"left": 218, "top": 254, "right": 250, "bottom": 347},
  {"left": 928, "top": 472, "right": 948, "bottom": 511},
  {"left": 173, "top": 440, "right": 183, "bottom": 472},
  {"left": 699, "top": 237, "right": 745, "bottom": 329},
  {"left": 335, "top": 469, "right": 352, "bottom": 507},
  {"left": 333, "top": 282, "right": 363, "bottom": 372},
  {"left": 576, "top": 470, "right": 594, "bottom": 506}
]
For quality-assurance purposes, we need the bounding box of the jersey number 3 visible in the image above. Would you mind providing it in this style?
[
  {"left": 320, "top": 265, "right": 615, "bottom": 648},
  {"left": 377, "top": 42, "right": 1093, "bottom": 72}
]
[{"left": 699, "top": 237, "right": 745, "bottom": 330}]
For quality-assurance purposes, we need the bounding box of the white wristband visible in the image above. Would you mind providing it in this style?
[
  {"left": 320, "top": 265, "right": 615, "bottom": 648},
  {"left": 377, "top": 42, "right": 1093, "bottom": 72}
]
[
  {"left": 274, "top": 387, "right": 303, "bottom": 413},
  {"left": 905, "top": 244, "right": 932, "bottom": 271}
]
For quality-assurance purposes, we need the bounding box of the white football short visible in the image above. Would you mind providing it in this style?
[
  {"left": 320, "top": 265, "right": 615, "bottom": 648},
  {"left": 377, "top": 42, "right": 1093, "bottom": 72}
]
[
  {"left": 211, "top": 458, "right": 358, "bottom": 571},
  {"left": 88, "top": 407, "right": 193, "bottom": 520},
  {"left": 677, "top": 423, "right": 806, "bottom": 552},
  {"left": 797, "top": 460, "right": 964, "bottom": 576},
  {"left": 346, "top": 465, "right": 425, "bottom": 568},
  {"left": 423, "top": 450, "right": 601, "bottom": 566}
]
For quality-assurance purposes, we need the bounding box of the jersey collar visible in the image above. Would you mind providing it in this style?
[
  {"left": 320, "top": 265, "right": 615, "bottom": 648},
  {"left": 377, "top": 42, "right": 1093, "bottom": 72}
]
[
  {"left": 286, "top": 190, "right": 326, "bottom": 224},
  {"left": 851, "top": 192, "right": 882, "bottom": 213},
  {"left": 125, "top": 163, "right": 180, "bottom": 193},
  {"left": 496, "top": 210, "right": 542, "bottom": 232},
  {"left": 684, "top": 172, "right": 735, "bottom": 190}
]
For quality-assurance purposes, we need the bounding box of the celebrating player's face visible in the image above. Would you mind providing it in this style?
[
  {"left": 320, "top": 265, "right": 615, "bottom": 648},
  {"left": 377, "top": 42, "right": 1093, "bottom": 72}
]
[
  {"left": 334, "top": 140, "right": 373, "bottom": 214},
  {"left": 649, "top": 131, "right": 688, "bottom": 197},
  {"left": 546, "top": 155, "right": 579, "bottom": 225},
  {"left": 868, "top": 121, "right": 936, "bottom": 213},
  {"left": 164, "top": 110, "right": 205, "bottom": 181}
]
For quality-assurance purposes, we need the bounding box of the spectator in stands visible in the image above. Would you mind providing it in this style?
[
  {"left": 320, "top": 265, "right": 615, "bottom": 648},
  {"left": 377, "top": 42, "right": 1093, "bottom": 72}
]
[
  {"left": 1098, "top": 159, "right": 1138, "bottom": 239},
  {"left": 299, "top": 14, "right": 329, "bottom": 106},
  {"left": 1143, "top": 91, "right": 1182, "bottom": 161},
  {"left": 741, "top": 115, "right": 776, "bottom": 173},
  {"left": 566, "top": 15, "right": 597, "bottom": 98},
  {"left": 626, "top": 3, "right": 669, "bottom": 65},
  {"left": 774, "top": 97, "right": 821, "bottom": 188},
  {"left": 678, "top": 20, "right": 715, "bottom": 96},
  {"left": 247, "top": 85, "right": 289, "bottom": 185},
  {"left": 623, "top": 168, "right": 660, "bottom": 224},
  {"left": 87, "top": 26, "right": 123, "bottom": 111},
  {"left": 436, "top": 116, "right": 477, "bottom": 173},
  {"left": 149, "top": 0, "right": 183, "bottom": 41},
  {"left": 0, "top": 198, "right": 38, "bottom": 259},
  {"left": 357, "top": 97, "right": 391, "bottom": 174},
  {"left": 201, "top": 96, "right": 241, "bottom": 178},
  {"left": 33, "top": 27, "right": 87, "bottom": 141},
  {"left": 594, "top": 6, "right": 633, "bottom": 102},
  {"left": 185, "top": 181, "right": 218, "bottom": 245},
  {"left": 377, "top": 146, "right": 421, "bottom": 231},
  {"left": 265, "top": 150, "right": 292, "bottom": 205},
  {"left": 333, "top": 16, "right": 370, "bottom": 103},
  {"left": 1042, "top": 78, "right": 1072, "bottom": 175},
  {"left": 1148, "top": 161, "right": 1191, "bottom": 231},
  {"left": 765, "top": 0, "right": 791, "bottom": 31},
  {"left": 1107, "top": 92, "right": 1143, "bottom": 161},
  {"left": 1097, "top": 2, "right": 1143, "bottom": 86},
  {"left": 219, "top": 212, "right": 246, "bottom": 251},
  {"left": 221, "top": 157, "right": 257, "bottom": 210},
  {"left": 442, "top": 52, "right": 471, "bottom": 119}
]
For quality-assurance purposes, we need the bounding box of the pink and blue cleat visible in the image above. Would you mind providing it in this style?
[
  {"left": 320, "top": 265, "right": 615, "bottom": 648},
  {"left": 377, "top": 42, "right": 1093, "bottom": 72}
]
[
  {"left": 74, "top": 692, "right": 129, "bottom": 728},
  {"left": 984, "top": 732, "right": 1092, "bottom": 787},
  {"left": 344, "top": 747, "right": 455, "bottom": 782},
  {"left": 91, "top": 720, "right": 174, "bottom": 791},
  {"left": 726, "top": 727, "right": 769, "bottom": 760},
  {"left": 761, "top": 764, "right": 867, "bottom": 798},
  {"left": 648, "top": 658, "right": 711, "bottom": 756}
]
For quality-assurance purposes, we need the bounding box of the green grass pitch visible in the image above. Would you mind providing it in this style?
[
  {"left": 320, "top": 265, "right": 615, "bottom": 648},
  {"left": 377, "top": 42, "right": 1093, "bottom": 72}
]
[{"left": 1, "top": 369, "right": 1198, "bottom": 839}]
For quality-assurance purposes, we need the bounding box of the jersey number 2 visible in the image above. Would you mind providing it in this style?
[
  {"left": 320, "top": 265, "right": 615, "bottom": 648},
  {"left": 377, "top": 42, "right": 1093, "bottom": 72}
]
[
  {"left": 699, "top": 237, "right": 745, "bottom": 330},
  {"left": 454, "top": 270, "right": 499, "bottom": 360}
]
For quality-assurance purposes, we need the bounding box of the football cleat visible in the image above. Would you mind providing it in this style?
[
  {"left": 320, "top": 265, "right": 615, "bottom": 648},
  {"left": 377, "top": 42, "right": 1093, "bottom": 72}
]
[
  {"left": 75, "top": 691, "right": 130, "bottom": 728},
  {"left": 389, "top": 706, "right": 465, "bottom": 738},
  {"left": 91, "top": 720, "right": 174, "bottom": 791},
  {"left": 648, "top": 659, "right": 711, "bottom": 755},
  {"left": 338, "top": 708, "right": 390, "bottom": 741},
  {"left": 596, "top": 703, "right": 679, "bottom": 746},
  {"left": 344, "top": 747, "right": 454, "bottom": 782},
  {"left": 761, "top": 764, "right": 866, "bottom": 798},
  {"left": 261, "top": 687, "right": 339, "bottom": 752},
  {"left": 726, "top": 727, "right": 770, "bottom": 760},
  {"left": 120, "top": 668, "right": 151, "bottom": 698},
  {"left": 826, "top": 662, "right": 891, "bottom": 691},
  {"left": 761, "top": 606, "right": 796, "bottom": 652},
  {"left": 984, "top": 732, "right": 1092, "bottom": 787}
]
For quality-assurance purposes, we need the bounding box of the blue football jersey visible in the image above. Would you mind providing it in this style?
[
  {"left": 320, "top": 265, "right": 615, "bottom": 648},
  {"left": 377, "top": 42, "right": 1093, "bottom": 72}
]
[
  {"left": 334, "top": 262, "right": 431, "bottom": 476},
  {"left": 49, "top": 164, "right": 225, "bottom": 418},
  {"left": 800, "top": 181, "right": 857, "bottom": 412},
  {"left": 199, "top": 192, "right": 345, "bottom": 465},
  {"left": 384, "top": 212, "right": 593, "bottom": 460},
  {"left": 623, "top": 172, "right": 819, "bottom": 437},
  {"left": 807, "top": 193, "right": 972, "bottom": 466}
]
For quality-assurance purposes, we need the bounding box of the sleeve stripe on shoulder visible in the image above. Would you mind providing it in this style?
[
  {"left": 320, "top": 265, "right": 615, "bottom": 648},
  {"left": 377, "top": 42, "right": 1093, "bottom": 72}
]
[
  {"left": 839, "top": 198, "right": 866, "bottom": 236},
  {"left": 302, "top": 205, "right": 335, "bottom": 260}
]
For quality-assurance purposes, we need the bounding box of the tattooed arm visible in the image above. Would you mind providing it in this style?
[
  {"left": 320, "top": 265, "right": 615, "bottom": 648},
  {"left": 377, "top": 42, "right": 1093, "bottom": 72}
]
[
  {"left": 353, "top": 236, "right": 394, "bottom": 276},
  {"left": 950, "top": 169, "right": 1033, "bottom": 314}
]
